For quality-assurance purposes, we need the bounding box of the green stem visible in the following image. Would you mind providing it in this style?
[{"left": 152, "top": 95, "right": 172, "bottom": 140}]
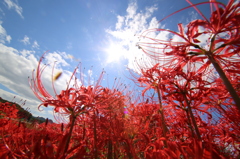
[
  {"left": 183, "top": 93, "right": 201, "bottom": 140},
  {"left": 93, "top": 110, "right": 98, "bottom": 159},
  {"left": 206, "top": 52, "right": 240, "bottom": 111},
  {"left": 107, "top": 139, "right": 113, "bottom": 159},
  {"left": 184, "top": 109, "right": 195, "bottom": 138},
  {"left": 63, "top": 114, "right": 76, "bottom": 155},
  {"left": 156, "top": 86, "right": 168, "bottom": 147}
]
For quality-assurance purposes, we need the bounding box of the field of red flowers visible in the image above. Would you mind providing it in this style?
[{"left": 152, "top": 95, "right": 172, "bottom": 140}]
[{"left": 0, "top": 0, "right": 239, "bottom": 158}]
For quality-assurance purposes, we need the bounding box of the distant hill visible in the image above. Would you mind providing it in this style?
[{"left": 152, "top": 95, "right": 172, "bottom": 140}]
[{"left": 0, "top": 97, "right": 53, "bottom": 124}]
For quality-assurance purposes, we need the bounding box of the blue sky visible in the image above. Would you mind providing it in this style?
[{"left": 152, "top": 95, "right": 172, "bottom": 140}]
[{"left": 0, "top": 0, "right": 231, "bottom": 121}]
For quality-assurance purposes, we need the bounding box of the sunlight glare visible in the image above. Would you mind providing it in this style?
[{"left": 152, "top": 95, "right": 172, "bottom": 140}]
[{"left": 105, "top": 42, "right": 126, "bottom": 63}]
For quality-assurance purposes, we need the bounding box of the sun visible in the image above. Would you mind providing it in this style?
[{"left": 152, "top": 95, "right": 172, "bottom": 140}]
[{"left": 105, "top": 41, "right": 126, "bottom": 63}]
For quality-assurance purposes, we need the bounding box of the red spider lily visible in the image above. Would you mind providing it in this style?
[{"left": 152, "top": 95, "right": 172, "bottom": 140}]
[
  {"left": 29, "top": 53, "right": 105, "bottom": 116},
  {"left": 135, "top": 63, "right": 172, "bottom": 147},
  {"left": 128, "top": 100, "right": 228, "bottom": 158},
  {"left": 130, "top": 55, "right": 240, "bottom": 155},
  {"left": 28, "top": 53, "right": 109, "bottom": 156},
  {"left": 28, "top": 53, "right": 137, "bottom": 158},
  {"left": 126, "top": 1, "right": 239, "bottom": 156},
  {"left": 0, "top": 102, "right": 18, "bottom": 119},
  {"left": 3, "top": 1, "right": 240, "bottom": 155},
  {"left": 0, "top": 119, "right": 89, "bottom": 159},
  {"left": 0, "top": 102, "right": 18, "bottom": 127},
  {"left": 137, "top": 0, "right": 240, "bottom": 109},
  {"left": 81, "top": 85, "right": 134, "bottom": 158},
  {"left": 137, "top": 63, "right": 198, "bottom": 140},
  {"left": 163, "top": 65, "right": 214, "bottom": 140}
]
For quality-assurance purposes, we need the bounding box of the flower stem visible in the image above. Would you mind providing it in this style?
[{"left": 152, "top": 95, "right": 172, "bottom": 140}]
[
  {"left": 207, "top": 52, "right": 240, "bottom": 111},
  {"left": 93, "top": 110, "right": 98, "bottom": 159},
  {"left": 107, "top": 139, "right": 113, "bottom": 159},
  {"left": 63, "top": 114, "right": 76, "bottom": 155},
  {"left": 183, "top": 93, "right": 201, "bottom": 140},
  {"left": 156, "top": 86, "right": 168, "bottom": 147},
  {"left": 184, "top": 109, "right": 195, "bottom": 138}
]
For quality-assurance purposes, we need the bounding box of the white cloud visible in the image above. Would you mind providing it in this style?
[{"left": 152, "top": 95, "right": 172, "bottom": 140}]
[
  {"left": 88, "top": 69, "right": 93, "bottom": 77},
  {"left": 4, "top": 0, "right": 23, "bottom": 18},
  {"left": 0, "top": 22, "right": 11, "bottom": 43},
  {"left": 0, "top": 43, "right": 74, "bottom": 121},
  {"left": 6, "top": 35, "right": 11, "bottom": 42},
  {"left": 116, "top": 16, "right": 124, "bottom": 30},
  {"left": 20, "top": 35, "right": 30, "bottom": 45},
  {"left": 0, "top": 43, "right": 53, "bottom": 118},
  {"left": 21, "top": 37, "right": 40, "bottom": 49},
  {"left": 0, "top": 44, "right": 38, "bottom": 99},
  {"left": 106, "top": 1, "right": 222, "bottom": 75},
  {"left": 19, "top": 49, "right": 35, "bottom": 57},
  {"left": 32, "top": 40, "right": 39, "bottom": 49},
  {"left": 126, "top": 2, "right": 137, "bottom": 19},
  {"left": 44, "top": 51, "right": 70, "bottom": 68},
  {"left": 105, "top": 2, "right": 160, "bottom": 71}
]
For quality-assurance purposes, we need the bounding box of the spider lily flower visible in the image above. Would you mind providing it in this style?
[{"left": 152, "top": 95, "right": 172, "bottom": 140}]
[
  {"left": 0, "top": 102, "right": 18, "bottom": 127},
  {"left": 29, "top": 53, "right": 105, "bottom": 117},
  {"left": 29, "top": 53, "right": 108, "bottom": 156},
  {"left": 138, "top": 0, "right": 239, "bottom": 69},
  {"left": 137, "top": 0, "right": 240, "bottom": 109}
]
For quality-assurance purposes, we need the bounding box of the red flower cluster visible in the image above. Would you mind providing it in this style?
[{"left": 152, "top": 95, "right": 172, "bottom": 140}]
[
  {"left": 138, "top": 0, "right": 240, "bottom": 108},
  {"left": 1, "top": 0, "right": 239, "bottom": 158}
]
